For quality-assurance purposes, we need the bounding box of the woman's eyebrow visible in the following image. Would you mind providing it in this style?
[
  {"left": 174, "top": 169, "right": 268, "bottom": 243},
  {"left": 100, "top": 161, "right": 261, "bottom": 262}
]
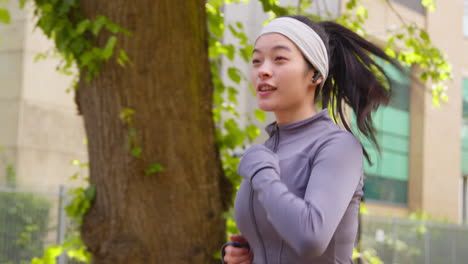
[
  {"left": 253, "top": 45, "right": 292, "bottom": 54},
  {"left": 271, "top": 45, "right": 292, "bottom": 52}
]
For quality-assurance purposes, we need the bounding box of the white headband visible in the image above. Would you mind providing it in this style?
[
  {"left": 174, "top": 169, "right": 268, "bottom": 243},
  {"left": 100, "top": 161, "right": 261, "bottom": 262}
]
[{"left": 257, "top": 17, "right": 329, "bottom": 88}]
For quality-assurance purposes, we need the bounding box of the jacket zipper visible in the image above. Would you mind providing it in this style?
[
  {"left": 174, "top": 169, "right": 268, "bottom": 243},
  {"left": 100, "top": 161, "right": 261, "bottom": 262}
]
[
  {"left": 249, "top": 188, "right": 267, "bottom": 263},
  {"left": 278, "top": 241, "right": 284, "bottom": 264},
  {"left": 273, "top": 123, "right": 279, "bottom": 152},
  {"left": 273, "top": 124, "right": 283, "bottom": 264},
  {"left": 249, "top": 124, "right": 280, "bottom": 264}
]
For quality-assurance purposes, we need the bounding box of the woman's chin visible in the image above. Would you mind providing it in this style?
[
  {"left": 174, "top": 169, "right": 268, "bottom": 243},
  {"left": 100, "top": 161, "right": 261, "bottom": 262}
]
[{"left": 257, "top": 102, "right": 276, "bottom": 112}]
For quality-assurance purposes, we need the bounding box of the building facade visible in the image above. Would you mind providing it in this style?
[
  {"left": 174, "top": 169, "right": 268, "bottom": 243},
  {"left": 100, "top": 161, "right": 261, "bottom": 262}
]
[
  {"left": 0, "top": 1, "right": 87, "bottom": 191},
  {"left": 0, "top": 0, "right": 467, "bottom": 223}
]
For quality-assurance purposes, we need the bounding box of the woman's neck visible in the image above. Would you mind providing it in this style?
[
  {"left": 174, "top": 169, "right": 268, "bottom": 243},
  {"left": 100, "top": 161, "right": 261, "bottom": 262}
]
[{"left": 274, "top": 105, "right": 317, "bottom": 125}]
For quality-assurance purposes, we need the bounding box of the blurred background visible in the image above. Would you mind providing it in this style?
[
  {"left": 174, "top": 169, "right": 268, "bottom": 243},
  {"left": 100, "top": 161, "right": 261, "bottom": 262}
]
[{"left": 0, "top": 0, "right": 467, "bottom": 263}]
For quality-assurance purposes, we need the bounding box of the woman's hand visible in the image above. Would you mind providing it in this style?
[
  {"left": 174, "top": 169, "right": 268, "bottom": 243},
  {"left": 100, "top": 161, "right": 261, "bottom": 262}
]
[
  {"left": 223, "top": 235, "right": 253, "bottom": 264},
  {"left": 238, "top": 144, "right": 280, "bottom": 182}
]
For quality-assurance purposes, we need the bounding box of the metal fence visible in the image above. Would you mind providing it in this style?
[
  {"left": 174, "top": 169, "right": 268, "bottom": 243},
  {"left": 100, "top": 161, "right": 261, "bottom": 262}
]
[
  {"left": 0, "top": 185, "right": 69, "bottom": 264},
  {"left": 361, "top": 215, "right": 468, "bottom": 264},
  {"left": 1, "top": 186, "right": 468, "bottom": 264}
]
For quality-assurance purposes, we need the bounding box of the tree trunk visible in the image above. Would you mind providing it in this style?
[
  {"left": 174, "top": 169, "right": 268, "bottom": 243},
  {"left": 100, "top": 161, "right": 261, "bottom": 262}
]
[{"left": 76, "top": 1, "right": 231, "bottom": 263}]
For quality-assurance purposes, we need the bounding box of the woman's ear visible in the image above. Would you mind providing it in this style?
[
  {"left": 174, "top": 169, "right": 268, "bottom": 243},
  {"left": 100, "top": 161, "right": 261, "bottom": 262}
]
[
  {"left": 312, "top": 71, "right": 321, "bottom": 83},
  {"left": 312, "top": 71, "right": 323, "bottom": 85}
]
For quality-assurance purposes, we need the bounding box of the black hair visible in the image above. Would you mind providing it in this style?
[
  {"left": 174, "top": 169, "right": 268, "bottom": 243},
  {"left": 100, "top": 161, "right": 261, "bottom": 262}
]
[{"left": 288, "top": 15, "right": 406, "bottom": 164}]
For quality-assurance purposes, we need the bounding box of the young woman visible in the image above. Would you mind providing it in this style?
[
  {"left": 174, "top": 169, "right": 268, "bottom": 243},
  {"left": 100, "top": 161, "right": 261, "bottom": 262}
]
[{"left": 221, "top": 15, "right": 402, "bottom": 264}]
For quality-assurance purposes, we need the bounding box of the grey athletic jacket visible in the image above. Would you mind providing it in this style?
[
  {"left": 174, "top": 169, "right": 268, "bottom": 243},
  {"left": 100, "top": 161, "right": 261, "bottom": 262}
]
[{"left": 233, "top": 109, "right": 363, "bottom": 264}]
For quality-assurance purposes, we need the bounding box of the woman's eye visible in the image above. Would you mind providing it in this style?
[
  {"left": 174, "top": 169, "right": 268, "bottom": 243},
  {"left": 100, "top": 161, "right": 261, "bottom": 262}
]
[
  {"left": 252, "top": 59, "right": 261, "bottom": 64},
  {"left": 275, "top": 56, "right": 286, "bottom": 61}
]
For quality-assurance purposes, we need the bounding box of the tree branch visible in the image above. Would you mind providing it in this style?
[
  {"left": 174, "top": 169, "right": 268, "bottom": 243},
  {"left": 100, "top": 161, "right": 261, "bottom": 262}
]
[
  {"left": 297, "top": 0, "right": 302, "bottom": 15},
  {"left": 385, "top": 0, "right": 409, "bottom": 27}
]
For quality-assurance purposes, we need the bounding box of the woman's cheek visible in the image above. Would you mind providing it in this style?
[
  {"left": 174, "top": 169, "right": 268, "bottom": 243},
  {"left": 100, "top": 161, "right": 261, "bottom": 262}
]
[{"left": 250, "top": 69, "right": 258, "bottom": 87}]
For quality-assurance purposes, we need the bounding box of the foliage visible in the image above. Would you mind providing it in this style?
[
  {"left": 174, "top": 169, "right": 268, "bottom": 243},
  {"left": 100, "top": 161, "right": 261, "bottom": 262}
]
[
  {"left": 31, "top": 160, "right": 92, "bottom": 264},
  {"left": 383, "top": 0, "right": 450, "bottom": 106},
  {"left": 119, "top": 108, "right": 164, "bottom": 175},
  {"left": 0, "top": 146, "right": 15, "bottom": 187},
  {"left": 207, "top": 0, "right": 262, "bottom": 204},
  {"left": 25, "top": 0, "right": 131, "bottom": 86},
  {"left": 0, "top": 147, "right": 52, "bottom": 264},
  {"left": 335, "top": 0, "right": 369, "bottom": 36},
  {"left": 358, "top": 210, "right": 467, "bottom": 264},
  {"left": 0, "top": 191, "right": 51, "bottom": 264},
  {"left": 421, "top": 0, "right": 435, "bottom": 12},
  {"left": 353, "top": 248, "right": 384, "bottom": 264},
  {"left": 0, "top": 0, "right": 11, "bottom": 26}
]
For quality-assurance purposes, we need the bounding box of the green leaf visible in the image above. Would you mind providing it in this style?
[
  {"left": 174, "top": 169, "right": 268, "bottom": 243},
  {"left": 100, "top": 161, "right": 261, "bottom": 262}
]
[
  {"left": 225, "top": 44, "right": 235, "bottom": 61},
  {"left": 227, "top": 86, "right": 238, "bottom": 103},
  {"left": 67, "top": 247, "right": 91, "bottom": 262},
  {"left": 213, "top": 89, "right": 223, "bottom": 105},
  {"left": 356, "top": 6, "right": 368, "bottom": 19},
  {"left": 384, "top": 47, "right": 396, "bottom": 58},
  {"left": 84, "top": 184, "right": 96, "bottom": 201},
  {"left": 421, "top": 0, "right": 435, "bottom": 12},
  {"left": 395, "top": 33, "right": 404, "bottom": 40},
  {"left": 212, "top": 107, "right": 221, "bottom": 122},
  {"left": 92, "top": 15, "right": 107, "bottom": 35},
  {"left": 19, "top": 0, "right": 27, "bottom": 8},
  {"left": 240, "top": 44, "right": 253, "bottom": 63},
  {"left": 207, "top": 9, "right": 224, "bottom": 39},
  {"left": 105, "top": 22, "right": 122, "bottom": 34},
  {"left": 0, "top": 8, "right": 11, "bottom": 24},
  {"left": 42, "top": 245, "right": 63, "bottom": 263},
  {"left": 129, "top": 127, "right": 137, "bottom": 137},
  {"left": 223, "top": 119, "right": 245, "bottom": 148},
  {"left": 227, "top": 67, "right": 242, "bottom": 84},
  {"left": 245, "top": 124, "right": 260, "bottom": 141},
  {"left": 70, "top": 39, "right": 86, "bottom": 55},
  {"left": 209, "top": 40, "right": 226, "bottom": 59},
  {"left": 419, "top": 29, "right": 429, "bottom": 42},
  {"left": 76, "top": 19, "right": 91, "bottom": 35},
  {"left": 102, "top": 36, "right": 117, "bottom": 60},
  {"left": 119, "top": 107, "right": 135, "bottom": 123},
  {"left": 58, "top": 0, "right": 78, "bottom": 14},
  {"left": 208, "top": 0, "right": 224, "bottom": 9},
  {"left": 254, "top": 109, "right": 266, "bottom": 122},
  {"left": 346, "top": 0, "right": 357, "bottom": 10},
  {"left": 117, "top": 49, "right": 131, "bottom": 67},
  {"left": 228, "top": 24, "right": 239, "bottom": 37},
  {"left": 69, "top": 173, "right": 79, "bottom": 181},
  {"left": 145, "top": 163, "right": 165, "bottom": 175},
  {"left": 131, "top": 147, "right": 142, "bottom": 158}
]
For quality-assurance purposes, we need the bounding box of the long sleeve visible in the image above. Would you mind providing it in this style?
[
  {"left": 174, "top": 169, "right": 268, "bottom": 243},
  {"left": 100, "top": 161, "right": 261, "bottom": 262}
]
[{"left": 250, "top": 132, "right": 363, "bottom": 259}]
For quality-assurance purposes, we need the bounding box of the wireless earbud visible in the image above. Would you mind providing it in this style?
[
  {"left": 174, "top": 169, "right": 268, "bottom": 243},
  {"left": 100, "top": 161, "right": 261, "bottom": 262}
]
[{"left": 312, "top": 71, "right": 321, "bottom": 83}]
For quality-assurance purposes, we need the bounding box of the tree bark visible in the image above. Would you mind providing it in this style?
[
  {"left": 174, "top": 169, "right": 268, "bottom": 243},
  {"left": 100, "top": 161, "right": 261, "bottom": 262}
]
[{"left": 76, "top": 1, "right": 231, "bottom": 263}]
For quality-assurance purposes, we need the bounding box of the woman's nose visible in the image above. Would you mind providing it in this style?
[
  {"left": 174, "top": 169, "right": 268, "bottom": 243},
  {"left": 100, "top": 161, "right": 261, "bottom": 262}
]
[{"left": 258, "top": 63, "right": 272, "bottom": 79}]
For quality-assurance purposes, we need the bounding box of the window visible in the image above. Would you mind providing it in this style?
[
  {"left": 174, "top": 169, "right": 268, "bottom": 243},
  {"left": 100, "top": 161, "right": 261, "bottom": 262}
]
[
  {"left": 462, "top": 79, "right": 468, "bottom": 223},
  {"left": 463, "top": 176, "right": 468, "bottom": 224},
  {"left": 465, "top": 0, "right": 468, "bottom": 37},
  {"left": 353, "top": 61, "right": 410, "bottom": 205},
  {"left": 392, "top": 0, "right": 424, "bottom": 15},
  {"left": 462, "top": 79, "right": 468, "bottom": 175}
]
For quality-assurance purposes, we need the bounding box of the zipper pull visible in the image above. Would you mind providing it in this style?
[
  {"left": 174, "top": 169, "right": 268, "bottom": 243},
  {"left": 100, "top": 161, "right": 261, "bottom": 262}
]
[
  {"left": 273, "top": 123, "right": 279, "bottom": 153},
  {"left": 267, "top": 123, "right": 278, "bottom": 139}
]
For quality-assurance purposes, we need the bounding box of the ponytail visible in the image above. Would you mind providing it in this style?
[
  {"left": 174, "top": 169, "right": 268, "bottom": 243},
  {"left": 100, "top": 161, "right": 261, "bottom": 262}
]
[{"left": 289, "top": 16, "right": 405, "bottom": 164}]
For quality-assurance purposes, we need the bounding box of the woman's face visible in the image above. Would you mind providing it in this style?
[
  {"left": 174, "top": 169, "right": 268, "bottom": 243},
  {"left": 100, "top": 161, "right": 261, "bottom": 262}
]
[{"left": 250, "top": 33, "right": 318, "bottom": 117}]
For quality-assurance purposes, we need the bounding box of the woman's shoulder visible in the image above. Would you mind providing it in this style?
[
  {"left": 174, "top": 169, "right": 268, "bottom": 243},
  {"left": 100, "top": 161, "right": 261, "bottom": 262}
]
[{"left": 312, "top": 126, "right": 363, "bottom": 158}]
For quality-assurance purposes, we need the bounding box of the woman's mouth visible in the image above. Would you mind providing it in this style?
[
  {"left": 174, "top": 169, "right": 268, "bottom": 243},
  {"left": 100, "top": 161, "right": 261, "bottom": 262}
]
[{"left": 257, "top": 84, "right": 277, "bottom": 96}]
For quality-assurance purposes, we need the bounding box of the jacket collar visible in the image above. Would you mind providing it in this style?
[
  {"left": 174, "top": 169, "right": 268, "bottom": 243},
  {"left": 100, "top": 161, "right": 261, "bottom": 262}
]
[{"left": 265, "top": 109, "right": 330, "bottom": 136}]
